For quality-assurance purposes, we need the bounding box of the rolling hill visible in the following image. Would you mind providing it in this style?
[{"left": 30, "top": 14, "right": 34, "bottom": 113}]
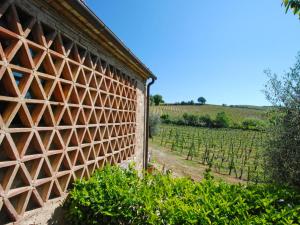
[{"left": 151, "top": 104, "right": 268, "bottom": 122}]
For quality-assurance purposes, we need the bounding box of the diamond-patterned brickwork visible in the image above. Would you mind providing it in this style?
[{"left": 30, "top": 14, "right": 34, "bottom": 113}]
[{"left": 0, "top": 1, "right": 138, "bottom": 223}]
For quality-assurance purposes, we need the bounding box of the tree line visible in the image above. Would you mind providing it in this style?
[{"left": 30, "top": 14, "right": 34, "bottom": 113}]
[
  {"left": 160, "top": 112, "right": 266, "bottom": 131},
  {"left": 150, "top": 94, "right": 207, "bottom": 106}
]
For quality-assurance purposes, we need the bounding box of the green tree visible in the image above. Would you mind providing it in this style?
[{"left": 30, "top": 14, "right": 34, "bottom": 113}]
[
  {"left": 264, "top": 52, "right": 300, "bottom": 187},
  {"left": 197, "top": 97, "right": 206, "bottom": 105},
  {"left": 149, "top": 95, "right": 155, "bottom": 106},
  {"left": 199, "top": 114, "right": 213, "bottom": 127},
  {"left": 283, "top": 0, "right": 300, "bottom": 17},
  {"left": 152, "top": 94, "right": 164, "bottom": 106},
  {"left": 149, "top": 112, "right": 161, "bottom": 138},
  {"left": 214, "top": 112, "right": 230, "bottom": 128},
  {"left": 241, "top": 118, "right": 266, "bottom": 131}
]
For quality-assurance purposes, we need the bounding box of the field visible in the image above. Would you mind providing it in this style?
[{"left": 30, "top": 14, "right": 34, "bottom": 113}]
[
  {"left": 151, "top": 104, "right": 268, "bottom": 122},
  {"left": 151, "top": 124, "right": 267, "bottom": 182}
]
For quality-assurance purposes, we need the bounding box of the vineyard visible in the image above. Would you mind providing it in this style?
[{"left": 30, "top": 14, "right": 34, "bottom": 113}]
[
  {"left": 151, "top": 125, "right": 267, "bottom": 182},
  {"left": 151, "top": 104, "right": 268, "bottom": 122}
]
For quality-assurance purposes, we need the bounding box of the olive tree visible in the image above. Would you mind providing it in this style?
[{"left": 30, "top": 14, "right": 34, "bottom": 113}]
[
  {"left": 149, "top": 112, "right": 161, "bottom": 138},
  {"left": 283, "top": 0, "right": 300, "bottom": 17},
  {"left": 264, "top": 52, "right": 300, "bottom": 187}
]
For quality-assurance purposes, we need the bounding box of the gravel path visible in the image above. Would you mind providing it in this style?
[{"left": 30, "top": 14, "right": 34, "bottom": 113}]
[{"left": 150, "top": 144, "right": 246, "bottom": 184}]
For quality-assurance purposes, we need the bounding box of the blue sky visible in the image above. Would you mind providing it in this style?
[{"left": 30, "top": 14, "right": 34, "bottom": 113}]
[{"left": 86, "top": 0, "right": 300, "bottom": 106}]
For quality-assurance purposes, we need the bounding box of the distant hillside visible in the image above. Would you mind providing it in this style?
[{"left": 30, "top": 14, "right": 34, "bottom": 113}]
[
  {"left": 151, "top": 104, "right": 268, "bottom": 122},
  {"left": 227, "top": 105, "right": 272, "bottom": 111}
]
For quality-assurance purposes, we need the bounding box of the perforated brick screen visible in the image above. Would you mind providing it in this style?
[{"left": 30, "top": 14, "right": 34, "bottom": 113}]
[{"left": 0, "top": 1, "right": 138, "bottom": 223}]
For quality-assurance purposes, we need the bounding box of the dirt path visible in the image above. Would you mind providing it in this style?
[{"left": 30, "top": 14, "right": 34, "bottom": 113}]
[{"left": 150, "top": 144, "right": 246, "bottom": 184}]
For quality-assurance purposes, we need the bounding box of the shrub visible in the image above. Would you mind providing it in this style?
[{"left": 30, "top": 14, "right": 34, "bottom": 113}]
[
  {"left": 160, "top": 114, "right": 170, "bottom": 124},
  {"left": 198, "top": 114, "right": 213, "bottom": 127},
  {"left": 241, "top": 118, "right": 266, "bottom": 131},
  {"left": 159, "top": 112, "right": 265, "bottom": 131},
  {"left": 231, "top": 121, "right": 242, "bottom": 129},
  {"left": 213, "top": 111, "right": 230, "bottom": 128},
  {"left": 64, "top": 166, "right": 300, "bottom": 225},
  {"left": 175, "top": 118, "right": 186, "bottom": 126},
  {"left": 182, "top": 113, "right": 199, "bottom": 126},
  {"left": 149, "top": 112, "right": 161, "bottom": 138}
]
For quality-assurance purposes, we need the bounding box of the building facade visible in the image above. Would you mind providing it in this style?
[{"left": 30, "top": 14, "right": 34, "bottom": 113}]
[{"left": 0, "top": 0, "right": 154, "bottom": 224}]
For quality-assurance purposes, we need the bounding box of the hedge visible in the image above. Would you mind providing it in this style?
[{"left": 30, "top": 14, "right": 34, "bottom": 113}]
[{"left": 64, "top": 166, "right": 300, "bottom": 225}]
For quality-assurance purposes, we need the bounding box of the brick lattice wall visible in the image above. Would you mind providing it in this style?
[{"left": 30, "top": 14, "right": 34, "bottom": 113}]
[{"left": 0, "top": 1, "right": 138, "bottom": 223}]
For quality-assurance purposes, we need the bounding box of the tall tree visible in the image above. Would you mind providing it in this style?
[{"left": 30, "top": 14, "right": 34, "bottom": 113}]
[
  {"left": 264, "top": 52, "right": 300, "bottom": 187},
  {"left": 197, "top": 97, "right": 206, "bottom": 105},
  {"left": 152, "top": 94, "right": 164, "bottom": 106},
  {"left": 149, "top": 95, "right": 155, "bottom": 106}
]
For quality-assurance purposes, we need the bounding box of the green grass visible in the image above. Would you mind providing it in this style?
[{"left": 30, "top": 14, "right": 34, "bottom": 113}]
[{"left": 151, "top": 104, "right": 268, "bottom": 123}]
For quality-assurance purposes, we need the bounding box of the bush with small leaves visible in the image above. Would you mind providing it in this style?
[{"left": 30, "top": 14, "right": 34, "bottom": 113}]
[
  {"left": 64, "top": 166, "right": 300, "bottom": 225},
  {"left": 149, "top": 112, "right": 161, "bottom": 138},
  {"left": 213, "top": 112, "right": 230, "bottom": 128},
  {"left": 198, "top": 114, "right": 213, "bottom": 128},
  {"left": 241, "top": 118, "right": 266, "bottom": 131}
]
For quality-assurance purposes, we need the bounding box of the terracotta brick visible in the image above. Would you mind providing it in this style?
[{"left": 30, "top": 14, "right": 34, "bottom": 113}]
[{"left": 0, "top": 0, "right": 146, "bottom": 223}]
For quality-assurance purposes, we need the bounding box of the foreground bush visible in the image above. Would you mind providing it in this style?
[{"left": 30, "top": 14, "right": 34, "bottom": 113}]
[{"left": 64, "top": 166, "right": 300, "bottom": 225}]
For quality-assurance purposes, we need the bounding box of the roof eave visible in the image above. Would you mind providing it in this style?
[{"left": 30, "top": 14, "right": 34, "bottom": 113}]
[{"left": 48, "top": 0, "right": 156, "bottom": 80}]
